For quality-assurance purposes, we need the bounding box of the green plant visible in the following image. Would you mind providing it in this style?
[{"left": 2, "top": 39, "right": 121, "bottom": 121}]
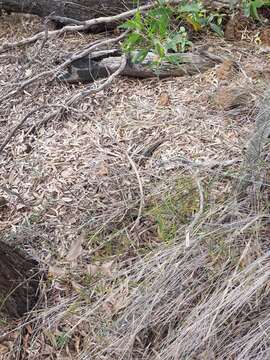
[
  {"left": 121, "top": 3, "right": 187, "bottom": 66},
  {"left": 120, "top": 0, "right": 224, "bottom": 66},
  {"left": 0, "top": 316, "right": 7, "bottom": 326},
  {"left": 177, "top": 1, "right": 224, "bottom": 36},
  {"left": 242, "top": 0, "right": 270, "bottom": 20},
  {"left": 55, "top": 333, "right": 71, "bottom": 349},
  {"left": 148, "top": 176, "right": 200, "bottom": 243}
]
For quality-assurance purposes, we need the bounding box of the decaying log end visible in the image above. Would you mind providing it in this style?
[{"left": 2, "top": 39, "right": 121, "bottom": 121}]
[{"left": 0, "top": 241, "right": 40, "bottom": 319}]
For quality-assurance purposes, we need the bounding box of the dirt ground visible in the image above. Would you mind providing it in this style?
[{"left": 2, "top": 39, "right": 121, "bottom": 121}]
[{"left": 0, "top": 12, "right": 270, "bottom": 359}]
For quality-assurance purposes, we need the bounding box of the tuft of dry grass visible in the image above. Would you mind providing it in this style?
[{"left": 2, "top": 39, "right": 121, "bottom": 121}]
[{"left": 79, "top": 97, "right": 270, "bottom": 360}]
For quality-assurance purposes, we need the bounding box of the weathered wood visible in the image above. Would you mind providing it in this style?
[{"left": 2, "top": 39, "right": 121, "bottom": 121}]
[
  {"left": 0, "top": 1, "right": 241, "bottom": 24},
  {"left": 0, "top": 0, "right": 149, "bottom": 22},
  {"left": 58, "top": 49, "right": 223, "bottom": 83},
  {"left": 0, "top": 240, "right": 39, "bottom": 319}
]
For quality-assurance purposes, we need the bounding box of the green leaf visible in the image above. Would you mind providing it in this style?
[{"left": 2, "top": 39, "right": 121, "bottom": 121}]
[
  {"left": 209, "top": 22, "right": 224, "bottom": 37},
  {"left": 178, "top": 2, "right": 202, "bottom": 13},
  {"left": 119, "top": 11, "right": 143, "bottom": 30},
  {"left": 253, "top": 0, "right": 267, "bottom": 8},
  {"left": 149, "top": 6, "right": 173, "bottom": 19},
  {"left": 119, "top": 19, "right": 140, "bottom": 31},
  {"left": 155, "top": 41, "right": 165, "bottom": 59},
  {"left": 132, "top": 49, "right": 149, "bottom": 63},
  {"left": 250, "top": 2, "right": 261, "bottom": 20},
  {"left": 243, "top": 2, "right": 251, "bottom": 17},
  {"left": 242, "top": 0, "right": 270, "bottom": 20},
  {"left": 166, "top": 34, "right": 184, "bottom": 52},
  {"left": 123, "top": 32, "right": 144, "bottom": 52},
  {"left": 159, "top": 13, "right": 169, "bottom": 37},
  {"left": 134, "top": 11, "right": 144, "bottom": 30},
  {"left": 217, "top": 16, "right": 223, "bottom": 25},
  {"left": 165, "top": 54, "right": 182, "bottom": 65}
]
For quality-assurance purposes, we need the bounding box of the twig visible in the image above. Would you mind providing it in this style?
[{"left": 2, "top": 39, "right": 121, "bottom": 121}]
[
  {"left": 0, "top": 185, "right": 27, "bottom": 206},
  {"left": 126, "top": 152, "right": 145, "bottom": 231},
  {"left": 0, "top": 31, "right": 128, "bottom": 105},
  {"left": 185, "top": 173, "right": 204, "bottom": 247},
  {"left": 159, "top": 156, "right": 241, "bottom": 170},
  {"left": 0, "top": 106, "right": 46, "bottom": 154},
  {"left": 28, "top": 55, "right": 128, "bottom": 133},
  {"left": 0, "top": 3, "right": 154, "bottom": 54},
  {"left": 0, "top": 104, "right": 63, "bottom": 206}
]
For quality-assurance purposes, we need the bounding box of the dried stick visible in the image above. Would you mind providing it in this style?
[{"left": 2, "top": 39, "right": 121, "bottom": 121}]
[
  {"left": 0, "top": 3, "right": 154, "bottom": 53},
  {"left": 126, "top": 153, "right": 145, "bottom": 231},
  {"left": 0, "top": 106, "right": 46, "bottom": 154},
  {"left": 0, "top": 31, "right": 128, "bottom": 105},
  {"left": 185, "top": 173, "right": 204, "bottom": 247},
  {"left": 0, "top": 104, "right": 61, "bottom": 205},
  {"left": 28, "top": 55, "right": 128, "bottom": 133},
  {"left": 0, "top": 185, "right": 27, "bottom": 206}
]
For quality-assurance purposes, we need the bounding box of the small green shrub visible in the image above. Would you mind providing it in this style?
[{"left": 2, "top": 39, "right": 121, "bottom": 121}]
[
  {"left": 55, "top": 333, "right": 71, "bottom": 349},
  {"left": 120, "top": 0, "right": 224, "bottom": 66},
  {"left": 148, "top": 176, "right": 200, "bottom": 243},
  {"left": 120, "top": 0, "right": 270, "bottom": 66},
  {"left": 0, "top": 316, "right": 8, "bottom": 326},
  {"left": 86, "top": 230, "right": 132, "bottom": 261},
  {"left": 242, "top": 0, "right": 270, "bottom": 20}
]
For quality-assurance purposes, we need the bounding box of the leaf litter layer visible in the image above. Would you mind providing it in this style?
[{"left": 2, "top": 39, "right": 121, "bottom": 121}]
[{"left": 0, "top": 12, "right": 270, "bottom": 360}]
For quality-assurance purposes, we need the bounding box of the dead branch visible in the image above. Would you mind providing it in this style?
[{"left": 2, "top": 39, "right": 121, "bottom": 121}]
[
  {"left": 126, "top": 152, "right": 145, "bottom": 231},
  {"left": 0, "top": 106, "right": 46, "bottom": 154},
  {"left": 0, "top": 3, "right": 153, "bottom": 54},
  {"left": 28, "top": 54, "right": 128, "bottom": 134},
  {"left": 185, "top": 173, "right": 204, "bottom": 247},
  {"left": 0, "top": 31, "right": 128, "bottom": 105},
  {"left": 0, "top": 0, "right": 240, "bottom": 54},
  {"left": 59, "top": 50, "right": 223, "bottom": 84},
  {"left": 158, "top": 156, "right": 241, "bottom": 170}
]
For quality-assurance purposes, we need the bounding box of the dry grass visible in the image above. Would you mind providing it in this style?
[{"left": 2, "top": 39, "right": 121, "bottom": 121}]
[{"left": 0, "top": 12, "right": 270, "bottom": 360}]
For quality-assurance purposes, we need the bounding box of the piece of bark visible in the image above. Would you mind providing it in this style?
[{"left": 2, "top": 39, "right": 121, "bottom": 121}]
[{"left": 0, "top": 240, "right": 40, "bottom": 319}]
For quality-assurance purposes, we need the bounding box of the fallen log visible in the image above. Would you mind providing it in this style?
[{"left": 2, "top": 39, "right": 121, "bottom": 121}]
[
  {"left": 0, "top": 0, "right": 246, "bottom": 54},
  {"left": 0, "top": 239, "right": 40, "bottom": 319},
  {"left": 0, "top": 1, "right": 241, "bottom": 25},
  {"left": 58, "top": 49, "right": 224, "bottom": 83},
  {"left": 0, "top": 0, "right": 149, "bottom": 25}
]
